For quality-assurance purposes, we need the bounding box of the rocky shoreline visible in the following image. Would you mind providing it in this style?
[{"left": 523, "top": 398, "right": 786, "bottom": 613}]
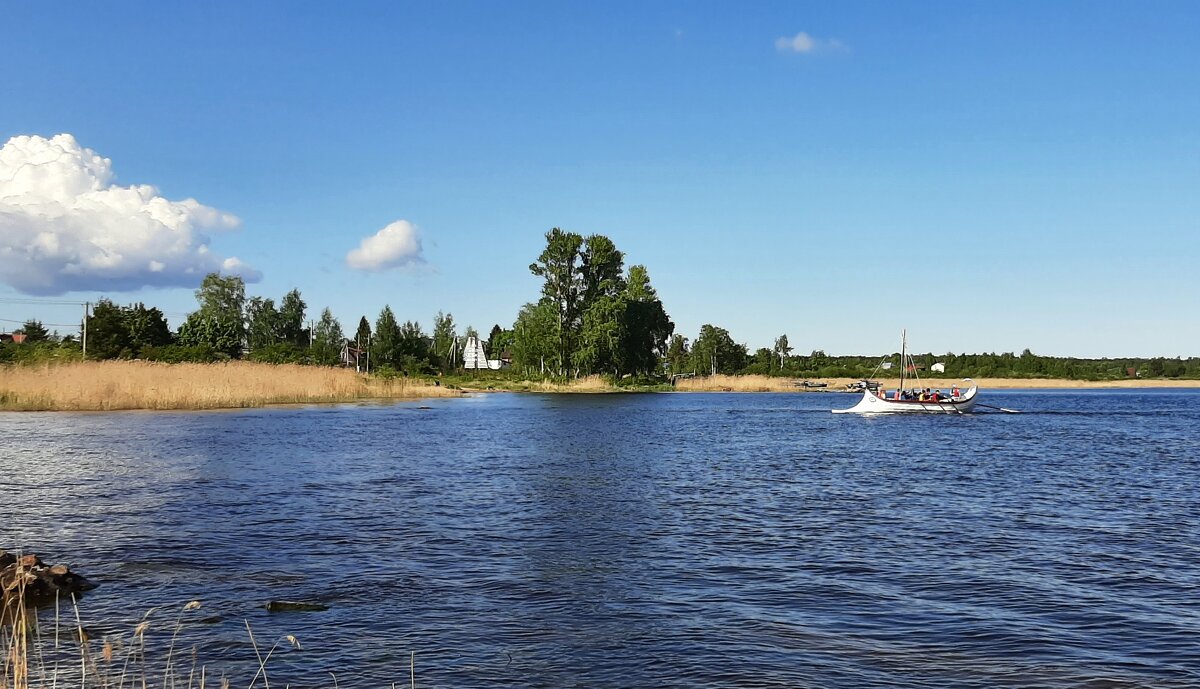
[{"left": 0, "top": 551, "right": 96, "bottom": 613}]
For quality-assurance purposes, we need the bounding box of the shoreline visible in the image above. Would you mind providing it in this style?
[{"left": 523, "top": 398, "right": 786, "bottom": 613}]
[
  {"left": 4, "top": 362, "right": 1197, "bottom": 411},
  {"left": 0, "top": 360, "right": 460, "bottom": 412}
]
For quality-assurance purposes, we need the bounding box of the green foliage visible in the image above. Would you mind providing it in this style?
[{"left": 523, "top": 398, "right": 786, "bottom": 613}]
[
  {"left": 0, "top": 340, "right": 83, "bottom": 365},
  {"left": 432, "top": 312, "right": 457, "bottom": 372},
  {"left": 774, "top": 334, "right": 792, "bottom": 371},
  {"left": 529, "top": 228, "right": 585, "bottom": 374},
  {"left": 665, "top": 334, "right": 689, "bottom": 374},
  {"left": 355, "top": 317, "right": 372, "bottom": 348},
  {"left": 245, "top": 296, "right": 279, "bottom": 351},
  {"left": 195, "top": 273, "right": 246, "bottom": 345},
  {"left": 372, "top": 306, "right": 402, "bottom": 369},
  {"left": 575, "top": 294, "right": 627, "bottom": 375},
  {"left": 525, "top": 232, "right": 673, "bottom": 378},
  {"left": 511, "top": 301, "right": 557, "bottom": 374},
  {"left": 690, "top": 324, "right": 747, "bottom": 375},
  {"left": 245, "top": 343, "right": 306, "bottom": 364},
  {"left": 486, "top": 324, "right": 503, "bottom": 354},
  {"left": 177, "top": 311, "right": 242, "bottom": 357},
  {"left": 17, "top": 320, "right": 50, "bottom": 342},
  {"left": 278, "top": 289, "right": 308, "bottom": 347},
  {"left": 84, "top": 300, "right": 172, "bottom": 359},
  {"left": 397, "top": 320, "right": 432, "bottom": 373},
  {"left": 311, "top": 308, "right": 345, "bottom": 366},
  {"left": 180, "top": 273, "right": 248, "bottom": 356}
]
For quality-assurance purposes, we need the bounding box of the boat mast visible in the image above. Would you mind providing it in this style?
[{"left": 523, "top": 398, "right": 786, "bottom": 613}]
[{"left": 900, "top": 329, "right": 906, "bottom": 392}]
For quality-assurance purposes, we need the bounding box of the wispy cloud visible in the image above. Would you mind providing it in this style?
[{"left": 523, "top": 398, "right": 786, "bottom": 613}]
[
  {"left": 0, "top": 133, "right": 259, "bottom": 295},
  {"left": 346, "top": 219, "right": 424, "bottom": 272},
  {"left": 774, "top": 31, "right": 845, "bottom": 55}
]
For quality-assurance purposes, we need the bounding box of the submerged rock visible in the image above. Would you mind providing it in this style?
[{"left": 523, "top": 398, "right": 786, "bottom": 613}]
[
  {"left": 265, "top": 600, "right": 329, "bottom": 612},
  {"left": 1, "top": 550, "right": 98, "bottom": 612}
]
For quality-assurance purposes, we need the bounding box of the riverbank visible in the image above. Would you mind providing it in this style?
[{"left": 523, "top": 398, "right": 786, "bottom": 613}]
[
  {"left": 0, "top": 360, "right": 460, "bottom": 411},
  {"left": 4, "top": 363, "right": 1196, "bottom": 411}
]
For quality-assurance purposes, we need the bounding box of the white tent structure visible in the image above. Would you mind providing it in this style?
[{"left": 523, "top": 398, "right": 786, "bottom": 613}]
[{"left": 462, "top": 336, "right": 502, "bottom": 370}]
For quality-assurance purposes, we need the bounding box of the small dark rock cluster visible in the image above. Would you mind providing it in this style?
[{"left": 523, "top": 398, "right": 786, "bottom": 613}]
[{"left": 1, "top": 551, "right": 97, "bottom": 611}]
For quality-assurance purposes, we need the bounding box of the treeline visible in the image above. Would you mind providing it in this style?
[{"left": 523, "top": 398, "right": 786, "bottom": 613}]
[
  {"left": 3, "top": 228, "right": 1197, "bottom": 381},
  {"left": 663, "top": 335, "right": 1200, "bottom": 381},
  {"left": 0, "top": 274, "right": 497, "bottom": 376}
]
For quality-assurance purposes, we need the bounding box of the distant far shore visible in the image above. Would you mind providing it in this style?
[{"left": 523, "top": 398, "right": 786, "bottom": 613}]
[
  {"left": 669, "top": 374, "right": 1200, "bottom": 393},
  {"left": 4, "top": 363, "right": 1197, "bottom": 412}
]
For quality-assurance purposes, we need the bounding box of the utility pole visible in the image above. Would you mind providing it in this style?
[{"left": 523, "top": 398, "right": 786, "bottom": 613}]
[{"left": 82, "top": 302, "right": 89, "bottom": 356}]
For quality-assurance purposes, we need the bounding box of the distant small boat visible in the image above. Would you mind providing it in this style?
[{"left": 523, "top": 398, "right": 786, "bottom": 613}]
[{"left": 834, "top": 330, "right": 980, "bottom": 414}]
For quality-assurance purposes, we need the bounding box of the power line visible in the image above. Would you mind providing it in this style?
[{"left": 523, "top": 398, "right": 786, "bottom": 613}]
[
  {"left": 0, "top": 297, "right": 88, "bottom": 306},
  {"left": 0, "top": 316, "right": 80, "bottom": 328}
]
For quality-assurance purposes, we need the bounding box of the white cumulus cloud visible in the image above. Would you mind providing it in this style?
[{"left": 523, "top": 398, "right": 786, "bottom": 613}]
[
  {"left": 0, "top": 133, "right": 259, "bottom": 295},
  {"left": 346, "top": 220, "right": 424, "bottom": 272},
  {"left": 775, "top": 31, "right": 845, "bottom": 54}
]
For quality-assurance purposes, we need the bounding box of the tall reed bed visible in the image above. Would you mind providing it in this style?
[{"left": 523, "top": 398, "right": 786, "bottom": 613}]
[
  {"left": 3, "top": 558, "right": 417, "bottom": 689},
  {"left": 2, "top": 596, "right": 341, "bottom": 689},
  {"left": 0, "top": 361, "right": 459, "bottom": 411},
  {"left": 671, "top": 374, "right": 811, "bottom": 392}
]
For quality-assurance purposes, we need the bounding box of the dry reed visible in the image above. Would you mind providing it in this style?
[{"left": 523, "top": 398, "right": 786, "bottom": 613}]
[
  {"left": 2, "top": 593, "right": 355, "bottom": 689},
  {"left": 671, "top": 374, "right": 806, "bottom": 392},
  {"left": 0, "top": 360, "right": 460, "bottom": 412}
]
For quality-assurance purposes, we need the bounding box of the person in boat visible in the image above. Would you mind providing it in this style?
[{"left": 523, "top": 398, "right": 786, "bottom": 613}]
[
  {"left": 932, "top": 389, "right": 941, "bottom": 402},
  {"left": 951, "top": 385, "right": 960, "bottom": 398}
]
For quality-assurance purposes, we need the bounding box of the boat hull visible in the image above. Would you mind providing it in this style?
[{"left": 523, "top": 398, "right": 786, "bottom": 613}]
[{"left": 832, "top": 383, "right": 979, "bottom": 414}]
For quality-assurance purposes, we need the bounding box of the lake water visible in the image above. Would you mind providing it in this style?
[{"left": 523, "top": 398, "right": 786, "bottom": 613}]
[{"left": 3, "top": 390, "right": 1199, "bottom": 688}]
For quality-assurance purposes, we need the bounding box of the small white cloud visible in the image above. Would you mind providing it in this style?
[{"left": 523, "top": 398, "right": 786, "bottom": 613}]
[
  {"left": 775, "top": 31, "right": 845, "bottom": 54},
  {"left": 0, "top": 133, "right": 258, "bottom": 295},
  {"left": 346, "top": 220, "right": 424, "bottom": 272}
]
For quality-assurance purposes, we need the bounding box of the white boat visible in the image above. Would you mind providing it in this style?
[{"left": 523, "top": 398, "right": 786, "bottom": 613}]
[{"left": 833, "top": 330, "right": 980, "bottom": 414}]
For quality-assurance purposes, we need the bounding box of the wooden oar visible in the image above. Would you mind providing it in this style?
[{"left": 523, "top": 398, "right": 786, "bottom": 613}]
[{"left": 976, "top": 403, "right": 1021, "bottom": 413}]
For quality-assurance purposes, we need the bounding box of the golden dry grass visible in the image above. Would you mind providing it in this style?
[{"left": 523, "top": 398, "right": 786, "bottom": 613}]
[
  {"left": 672, "top": 374, "right": 804, "bottom": 392},
  {"left": 524, "top": 375, "right": 615, "bottom": 392},
  {"left": 0, "top": 360, "right": 460, "bottom": 411}
]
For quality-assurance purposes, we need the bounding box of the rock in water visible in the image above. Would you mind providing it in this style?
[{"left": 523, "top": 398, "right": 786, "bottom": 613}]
[
  {"left": 265, "top": 600, "right": 329, "bottom": 612},
  {"left": 1, "top": 550, "right": 98, "bottom": 611}
]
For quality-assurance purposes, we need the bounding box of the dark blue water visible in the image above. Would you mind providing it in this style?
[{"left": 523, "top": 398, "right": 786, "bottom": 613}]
[{"left": 3, "top": 390, "right": 1199, "bottom": 688}]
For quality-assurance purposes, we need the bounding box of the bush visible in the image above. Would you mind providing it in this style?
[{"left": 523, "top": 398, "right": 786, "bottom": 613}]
[{"left": 140, "top": 344, "right": 223, "bottom": 363}]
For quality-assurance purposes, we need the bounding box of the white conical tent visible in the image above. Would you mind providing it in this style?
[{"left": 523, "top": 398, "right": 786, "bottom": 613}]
[{"left": 462, "top": 336, "right": 501, "bottom": 370}]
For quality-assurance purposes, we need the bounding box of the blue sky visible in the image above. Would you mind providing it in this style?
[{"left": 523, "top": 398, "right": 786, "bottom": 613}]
[{"left": 2, "top": 1, "right": 1197, "bottom": 357}]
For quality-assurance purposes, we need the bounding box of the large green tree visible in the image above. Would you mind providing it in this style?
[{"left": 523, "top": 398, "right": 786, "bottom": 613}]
[
  {"left": 529, "top": 228, "right": 585, "bottom": 375},
  {"left": 397, "top": 320, "right": 432, "bottom": 372},
  {"left": 619, "top": 265, "right": 673, "bottom": 375},
  {"left": 666, "top": 334, "right": 689, "bottom": 374},
  {"left": 278, "top": 289, "right": 307, "bottom": 347},
  {"left": 372, "top": 306, "right": 402, "bottom": 370},
  {"left": 774, "top": 334, "right": 792, "bottom": 371},
  {"left": 245, "top": 297, "right": 279, "bottom": 351},
  {"left": 511, "top": 301, "right": 558, "bottom": 375},
  {"left": 432, "top": 312, "right": 457, "bottom": 372},
  {"left": 18, "top": 319, "right": 50, "bottom": 343},
  {"left": 690, "top": 324, "right": 746, "bottom": 375},
  {"left": 311, "top": 308, "right": 345, "bottom": 366},
  {"left": 85, "top": 300, "right": 172, "bottom": 359},
  {"left": 182, "top": 273, "right": 247, "bottom": 356}
]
